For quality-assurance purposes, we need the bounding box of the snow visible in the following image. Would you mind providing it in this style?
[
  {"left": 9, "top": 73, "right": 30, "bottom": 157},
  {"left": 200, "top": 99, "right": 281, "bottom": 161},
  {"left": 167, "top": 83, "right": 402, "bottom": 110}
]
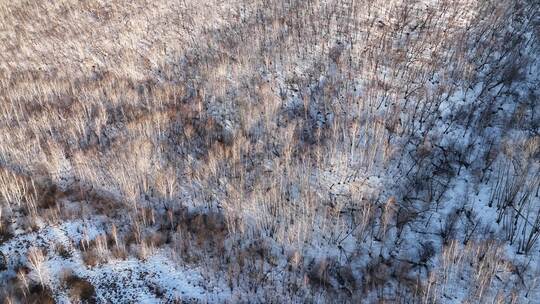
[{"left": 0, "top": 220, "right": 230, "bottom": 303}]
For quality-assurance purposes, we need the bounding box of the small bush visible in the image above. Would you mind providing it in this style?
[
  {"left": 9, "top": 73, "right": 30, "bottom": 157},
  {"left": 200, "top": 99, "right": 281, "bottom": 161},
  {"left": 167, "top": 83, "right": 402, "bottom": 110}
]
[{"left": 63, "top": 272, "right": 96, "bottom": 304}]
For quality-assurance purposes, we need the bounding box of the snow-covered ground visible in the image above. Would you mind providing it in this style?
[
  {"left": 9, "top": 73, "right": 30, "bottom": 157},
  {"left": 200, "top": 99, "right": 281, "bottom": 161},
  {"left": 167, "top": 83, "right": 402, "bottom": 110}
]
[
  {"left": 0, "top": 219, "right": 231, "bottom": 303},
  {"left": 0, "top": 0, "right": 538, "bottom": 303}
]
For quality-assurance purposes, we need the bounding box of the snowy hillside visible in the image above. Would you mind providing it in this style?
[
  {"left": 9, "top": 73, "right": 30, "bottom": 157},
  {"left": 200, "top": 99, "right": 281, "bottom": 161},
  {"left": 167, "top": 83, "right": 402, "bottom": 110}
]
[{"left": 0, "top": 0, "right": 539, "bottom": 303}]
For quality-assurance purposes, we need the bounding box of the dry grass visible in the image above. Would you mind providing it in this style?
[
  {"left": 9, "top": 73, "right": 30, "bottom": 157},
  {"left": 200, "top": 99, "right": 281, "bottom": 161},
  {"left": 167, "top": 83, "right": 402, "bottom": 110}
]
[
  {"left": 422, "top": 239, "right": 516, "bottom": 304},
  {"left": 0, "top": 0, "right": 538, "bottom": 302},
  {"left": 61, "top": 271, "right": 96, "bottom": 304}
]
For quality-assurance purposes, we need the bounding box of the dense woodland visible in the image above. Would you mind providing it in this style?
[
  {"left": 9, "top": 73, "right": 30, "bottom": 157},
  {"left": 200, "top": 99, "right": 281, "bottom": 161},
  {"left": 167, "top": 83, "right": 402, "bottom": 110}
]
[{"left": 0, "top": 0, "right": 539, "bottom": 303}]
